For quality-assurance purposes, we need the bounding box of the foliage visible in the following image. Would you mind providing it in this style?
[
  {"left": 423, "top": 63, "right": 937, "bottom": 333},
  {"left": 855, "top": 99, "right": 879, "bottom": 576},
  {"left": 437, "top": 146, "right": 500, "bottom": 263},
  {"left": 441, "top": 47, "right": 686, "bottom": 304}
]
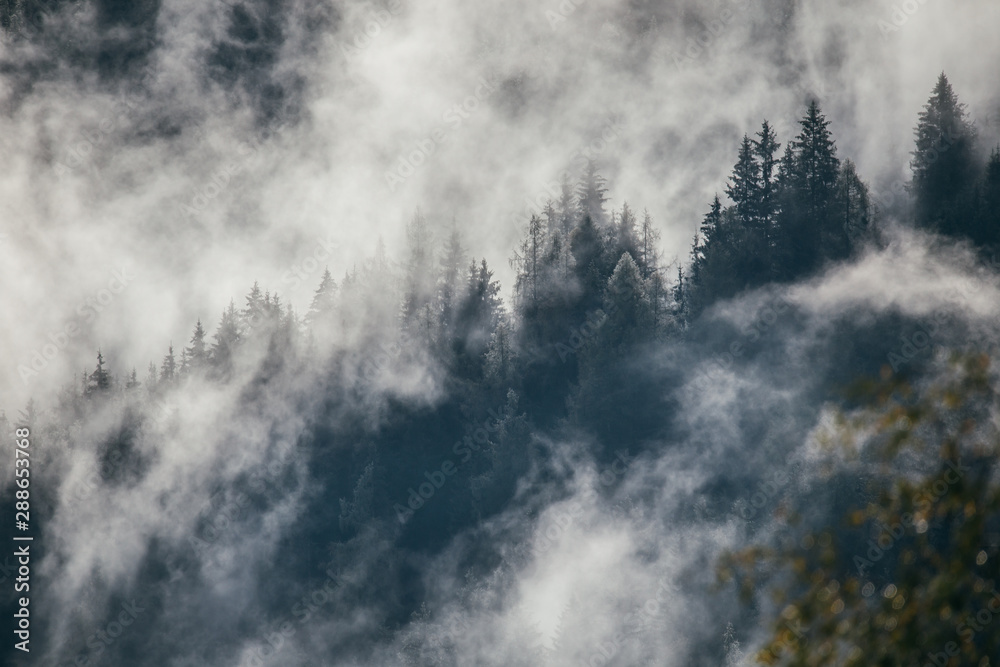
[{"left": 719, "top": 354, "right": 1000, "bottom": 666}]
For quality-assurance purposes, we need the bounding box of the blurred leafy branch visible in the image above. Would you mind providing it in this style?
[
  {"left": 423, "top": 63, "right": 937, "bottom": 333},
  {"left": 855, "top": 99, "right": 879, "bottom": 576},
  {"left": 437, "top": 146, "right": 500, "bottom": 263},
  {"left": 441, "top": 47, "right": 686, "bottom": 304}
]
[{"left": 718, "top": 353, "right": 1000, "bottom": 666}]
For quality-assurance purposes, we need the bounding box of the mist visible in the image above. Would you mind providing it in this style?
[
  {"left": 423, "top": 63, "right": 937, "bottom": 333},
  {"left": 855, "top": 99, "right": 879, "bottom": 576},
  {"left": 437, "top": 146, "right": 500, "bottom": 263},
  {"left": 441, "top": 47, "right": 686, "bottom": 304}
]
[{"left": 1, "top": 0, "right": 999, "bottom": 665}]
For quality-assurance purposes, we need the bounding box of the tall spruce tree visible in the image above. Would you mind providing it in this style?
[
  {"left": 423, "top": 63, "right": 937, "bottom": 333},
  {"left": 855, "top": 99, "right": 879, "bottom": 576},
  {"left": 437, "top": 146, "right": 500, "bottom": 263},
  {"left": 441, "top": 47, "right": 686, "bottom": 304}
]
[
  {"left": 187, "top": 320, "right": 208, "bottom": 371},
  {"left": 305, "top": 268, "right": 338, "bottom": 328},
  {"left": 86, "top": 350, "right": 111, "bottom": 396},
  {"left": 775, "top": 101, "right": 841, "bottom": 277},
  {"left": 210, "top": 300, "right": 241, "bottom": 374},
  {"left": 911, "top": 73, "right": 979, "bottom": 237},
  {"left": 973, "top": 147, "right": 1000, "bottom": 248},
  {"left": 576, "top": 160, "right": 609, "bottom": 227},
  {"left": 754, "top": 120, "right": 782, "bottom": 264},
  {"left": 727, "top": 134, "right": 761, "bottom": 228},
  {"left": 160, "top": 345, "right": 176, "bottom": 384}
]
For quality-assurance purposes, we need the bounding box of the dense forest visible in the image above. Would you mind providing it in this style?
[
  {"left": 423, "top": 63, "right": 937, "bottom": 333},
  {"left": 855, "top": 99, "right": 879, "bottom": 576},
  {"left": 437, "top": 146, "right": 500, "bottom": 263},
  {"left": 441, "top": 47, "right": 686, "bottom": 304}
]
[{"left": 5, "top": 72, "right": 1000, "bottom": 666}]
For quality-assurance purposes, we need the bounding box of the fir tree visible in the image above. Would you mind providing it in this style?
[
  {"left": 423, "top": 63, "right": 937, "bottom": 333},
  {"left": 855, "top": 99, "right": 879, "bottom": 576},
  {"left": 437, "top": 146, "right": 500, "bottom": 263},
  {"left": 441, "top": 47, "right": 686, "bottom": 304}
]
[
  {"left": 438, "top": 227, "right": 466, "bottom": 341},
  {"left": 911, "top": 73, "right": 979, "bottom": 236},
  {"left": 973, "top": 147, "right": 1000, "bottom": 248},
  {"left": 834, "top": 159, "right": 874, "bottom": 253},
  {"left": 726, "top": 134, "right": 761, "bottom": 228},
  {"left": 305, "top": 268, "right": 338, "bottom": 328},
  {"left": 86, "top": 350, "right": 111, "bottom": 396},
  {"left": 210, "top": 300, "right": 241, "bottom": 374},
  {"left": 125, "top": 367, "right": 141, "bottom": 390},
  {"left": 186, "top": 319, "right": 208, "bottom": 370},
  {"left": 160, "top": 344, "right": 176, "bottom": 384},
  {"left": 512, "top": 214, "right": 545, "bottom": 314},
  {"left": 754, "top": 120, "right": 782, "bottom": 257},
  {"left": 576, "top": 160, "right": 609, "bottom": 226},
  {"left": 638, "top": 209, "right": 661, "bottom": 279}
]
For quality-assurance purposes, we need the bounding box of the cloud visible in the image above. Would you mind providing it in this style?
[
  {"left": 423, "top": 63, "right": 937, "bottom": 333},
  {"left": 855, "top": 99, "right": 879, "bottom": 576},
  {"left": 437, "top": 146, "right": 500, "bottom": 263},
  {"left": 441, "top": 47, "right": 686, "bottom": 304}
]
[{"left": 2, "top": 1, "right": 999, "bottom": 665}]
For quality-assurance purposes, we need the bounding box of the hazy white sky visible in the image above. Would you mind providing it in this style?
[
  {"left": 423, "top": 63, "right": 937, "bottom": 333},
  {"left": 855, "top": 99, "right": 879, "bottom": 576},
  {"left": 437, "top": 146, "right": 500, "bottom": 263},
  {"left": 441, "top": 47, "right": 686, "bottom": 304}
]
[{"left": 2, "top": 0, "right": 999, "bottom": 415}]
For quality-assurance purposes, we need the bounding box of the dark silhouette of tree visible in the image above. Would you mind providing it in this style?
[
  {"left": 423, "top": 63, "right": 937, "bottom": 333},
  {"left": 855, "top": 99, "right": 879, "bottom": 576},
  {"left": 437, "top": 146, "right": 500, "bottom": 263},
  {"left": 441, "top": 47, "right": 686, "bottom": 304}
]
[
  {"left": 785, "top": 100, "right": 841, "bottom": 274},
  {"left": 186, "top": 319, "right": 208, "bottom": 371},
  {"left": 452, "top": 259, "right": 504, "bottom": 379},
  {"left": 911, "top": 73, "right": 979, "bottom": 237},
  {"left": 835, "top": 159, "right": 875, "bottom": 253},
  {"left": 160, "top": 344, "right": 176, "bottom": 384},
  {"left": 512, "top": 214, "right": 545, "bottom": 314},
  {"left": 86, "top": 350, "right": 111, "bottom": 396},
  {"left": 972, "top": 146, "right": 1000, "bottom": 249},
  {"left": 755, "top": 120, "right": 782, "bottom": 266},
  {"left": 728, "top": 134, "right": 761, "bottom": 229}
]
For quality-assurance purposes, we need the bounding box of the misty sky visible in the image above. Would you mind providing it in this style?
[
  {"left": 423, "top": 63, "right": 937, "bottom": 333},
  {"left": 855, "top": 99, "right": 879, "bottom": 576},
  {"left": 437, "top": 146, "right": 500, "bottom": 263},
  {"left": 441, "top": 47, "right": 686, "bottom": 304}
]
[
  {"left": 3, "top": 2, "right": 1000, "bottom": 666},
  {"left": 2, "top": 0, "right": 999, "bottom": 409}
]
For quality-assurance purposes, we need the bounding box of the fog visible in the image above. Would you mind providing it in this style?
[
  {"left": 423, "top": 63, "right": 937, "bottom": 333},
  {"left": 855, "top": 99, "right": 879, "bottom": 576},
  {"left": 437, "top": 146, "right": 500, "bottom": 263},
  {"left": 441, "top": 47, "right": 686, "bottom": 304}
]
[{"left": 1, "top": 0, "right": 999, "bottom": 665}]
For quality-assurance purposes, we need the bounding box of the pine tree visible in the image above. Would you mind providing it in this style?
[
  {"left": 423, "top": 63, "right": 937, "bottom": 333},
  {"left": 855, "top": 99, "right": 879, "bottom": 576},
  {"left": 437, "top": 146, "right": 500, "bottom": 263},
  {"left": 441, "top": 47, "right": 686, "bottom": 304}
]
[
  {"left": 569, "top": 213, "right": 605, "bottom": 313},
  {"left": 438, "top": 228, "right": 466, "bottom": 341},
  {"left": 834, "top": 159, "right": 874, "bottom": 254},
  {"left": 186, "top": 319, "right": 208, "bottom": 370},
  {"left": 86, "top": 350, "right": 111, "bottom": 396},
  {"left": 125, "top": 367, "right": 140, "bottom": 390},
  {"left": 512, "top": 214, "right": 545, "bottom": 313},
  {"left": 452, "top": 259, "right": 504, "bottom": 379},
  {"left": 305, "top": 268, "right": 338, "bottom": 328},
  {"left": 402, "top": 211, "right": 436, "bottom": 333},
  {"left": 145, "top": 361, "right": 158, "bottom": 393},
  {"left": 754, "top": 120, "right": 782, "bottom": 257},
  {"left": 210, "top": 300, "right": 241, "bottom": 373},
  {"left": 911, "top": 73, "right": 979, "bottom": 236},
  {"left": 638, "top": 209, "right": 661, "bottom": 279},
  {"left": 483, "top": 318, "right": 517, "bottom": 388},
  {"left": 243, "top": 281, "right": 265, "bottom": 334},
  {"left": 973, "top": 147, "right": 1000, "bottom": 248},
  {"left": 600, "top": 253, "right": 653, "bottom": 351},
  {"left": 795, "top": 101, "right": 840, "bottom": 218},
  {"left": 160, "top": 344, "right": 176, "bottom": 384},
  {"left": 727, "top": 134, "right": 761, "bottom": 228},
  {"left": 557, "top": 173, "right": 576, "bottom": 236},
  {"left": 775, "top": 101, "right": 841, "bottom": 277},
  {"left": 615, "top": 202, "right": 639, "bottom": 263},
  {"left": 576, "top": 160, "right": 609, "bottom": 226}
]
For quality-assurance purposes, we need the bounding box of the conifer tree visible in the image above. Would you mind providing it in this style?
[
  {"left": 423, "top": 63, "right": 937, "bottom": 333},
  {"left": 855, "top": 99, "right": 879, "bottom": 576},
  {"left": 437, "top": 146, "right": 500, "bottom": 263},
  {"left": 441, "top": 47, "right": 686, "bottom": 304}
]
[
  {"left": 754, "top": 120, "right": 782, "bottom": 254},
  {"left": 911, "top": 73, "right": 979, "bottom": 236},
  {"left": 125, "top": 367, "right": 140, "bottom": 390},
  {"left": 513, "top": 214, "right": 545, "bottom": 314},
  {"left": 86, "top": 350, "right": 111, "bottom": 396},
  {"left": 305, "top": 268, "right": 338, "bottom": 328},
  {"left": 186, "top": 320, "right": 208, "bottom": 370},
  {"left": 243, "top": 282, "right": 265, "bottom": 334},
  {"left": 638, "top": 209, "right": 661, "bottom": 280},
  {"left": 210, "top": 300, "right": 241, "bottom": 373},
  {"left": 438, "top": 228, "right": 466, "bottom": 341},
  {"left": 402, "top": 211, "right": 436, "bottom": 333},
  {"left": 727, "top": 134, "right": 761, "bottom": 228},
  {"left": 775, "top": 101, "right": 841, "bottom": 277},
  {"left": 834, "top": 159, "right": 874, "bottom": 253},
  {"left": 160, "top": 344, "right": 176, "bottom": 384},
  {"left": 557, "top": 173, "right": 576, "bottom": 236},
  {"left": 973, "top": 147, "right": 1000, "bottom": 248},
  {"left": 576, "top": 160, "right": 609, "bottom": 226},
  {"left": 145, "top": 361, "right": 158, "bottom": 393}
]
